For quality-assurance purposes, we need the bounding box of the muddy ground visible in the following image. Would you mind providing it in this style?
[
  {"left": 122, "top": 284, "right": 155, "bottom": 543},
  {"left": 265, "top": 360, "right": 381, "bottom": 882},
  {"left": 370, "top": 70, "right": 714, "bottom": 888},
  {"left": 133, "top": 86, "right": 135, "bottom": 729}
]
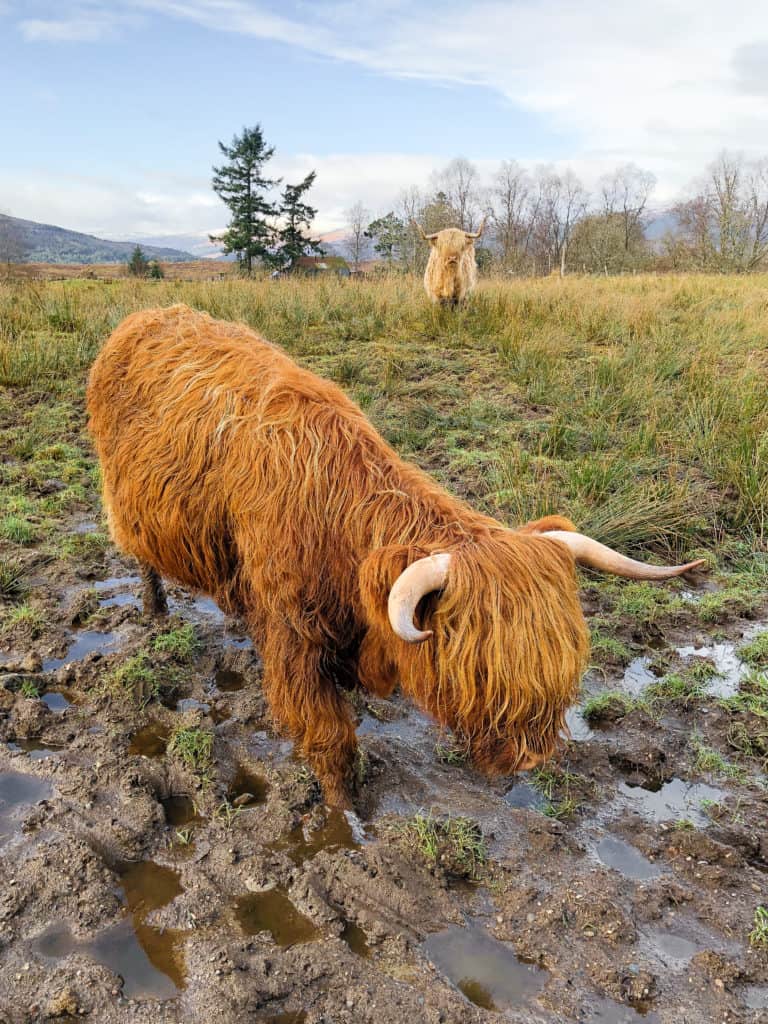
[{"left": 1, "top": 492, "right": 767, "bottom": 1020}]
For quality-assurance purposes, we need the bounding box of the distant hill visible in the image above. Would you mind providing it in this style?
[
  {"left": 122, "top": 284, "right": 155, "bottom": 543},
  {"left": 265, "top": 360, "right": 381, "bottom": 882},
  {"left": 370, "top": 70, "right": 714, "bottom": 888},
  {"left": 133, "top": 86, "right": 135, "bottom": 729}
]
[
  {"left": 131, "top": 232, "right": 228, "bottom": 260},
  {"left": 0, "top": 213, "right": 194, "bottom": 264}
]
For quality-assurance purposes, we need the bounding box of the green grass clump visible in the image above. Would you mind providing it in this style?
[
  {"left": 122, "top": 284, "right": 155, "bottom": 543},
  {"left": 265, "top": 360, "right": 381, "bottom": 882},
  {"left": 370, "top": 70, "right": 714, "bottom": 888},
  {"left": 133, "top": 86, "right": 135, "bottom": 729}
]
[
  {"left": 19, "top": 679, "right": 40, "bottom": 699},
  {"left": 2, "top": 603, "right": 45, "bottom": 638},
  {"left": 690, "top": 735, "right": 747, "bottom": 781},
  {"left": 169, "top": 726, "right": 214, "bottom": 777},
  {"left": 399, "top": 812, "right": 486, "bottom": 879},
  {"left": 152, "top": 624, "right": 200, "bottom": 662},
  {"left": 581, "top": 690, "right": 639, "bottom": 723},
  {"left": 739, "top": 631, "right": 768, "bottom": 671},
  {"left": 59, "top": 531, "right": 109, "bottom": 558},
  {"left": 531, "top": 766, "right": 582, "bottom": 819},
  {"left": 104, "top": 653, "right": 162, "bottom": 707},
  {"left": 0, "top": 515, "right": 36, "bottom": 545},
  {"left": 749, "top": 906, "right": 768, "bottom": 949},
  {"left": 644, "top": 673, "right": 708, "bottom": 706},
  {"left": 0, "top": 559, "right": 26, "bottom": 601}
]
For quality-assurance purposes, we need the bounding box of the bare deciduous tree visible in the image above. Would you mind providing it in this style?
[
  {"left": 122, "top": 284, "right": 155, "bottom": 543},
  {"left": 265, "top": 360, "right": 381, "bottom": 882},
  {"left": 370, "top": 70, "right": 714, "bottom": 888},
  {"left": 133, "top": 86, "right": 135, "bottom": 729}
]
[
  {"left": 343, "top": 201, "right": 370, "bottom": 272},
  {"left": 430, "top": 158, "right": 483, "bottom": 230},
  {"left": 600, "top": 163, "right": 656, "bottom": 253},
  {"left": 530, "top": 168, "right": 589, "bottom": 276},
  {"left": 488, "top": 160, "right": 532, "bottom": 272}
]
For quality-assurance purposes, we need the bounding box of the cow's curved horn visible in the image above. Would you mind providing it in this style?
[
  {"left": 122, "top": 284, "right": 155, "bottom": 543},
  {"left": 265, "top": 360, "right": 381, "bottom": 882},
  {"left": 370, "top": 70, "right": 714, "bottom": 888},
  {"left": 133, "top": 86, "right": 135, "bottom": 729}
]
[
  {"left": 412, "top": 220, "right": 438, "bottom": 241},
  {"left": 543, "top": 531, "right": 705, "bottom": 580},
  {"left": 465, "top": 216, "right": 486, "bottom": 239},
  {"left": 388, "top": 552, "right": 451, "bottom": 643}
]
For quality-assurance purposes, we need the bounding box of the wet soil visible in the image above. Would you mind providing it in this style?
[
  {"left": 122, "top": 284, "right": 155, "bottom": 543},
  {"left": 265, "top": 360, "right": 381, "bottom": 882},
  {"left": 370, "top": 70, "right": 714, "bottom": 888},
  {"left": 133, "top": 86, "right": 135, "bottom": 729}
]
[{"left": 1, "top": 523, "right": 767, "bottom": 1022}]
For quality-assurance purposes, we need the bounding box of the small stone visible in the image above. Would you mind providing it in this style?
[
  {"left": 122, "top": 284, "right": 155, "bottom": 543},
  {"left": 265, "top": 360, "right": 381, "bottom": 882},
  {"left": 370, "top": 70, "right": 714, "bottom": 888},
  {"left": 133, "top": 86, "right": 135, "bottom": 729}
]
[
  {"left": 714, "top": 978, "right": 724, "bottom": 990},
  {"left": 46, "top": 987, "right": 79, "bottom": 1017}
]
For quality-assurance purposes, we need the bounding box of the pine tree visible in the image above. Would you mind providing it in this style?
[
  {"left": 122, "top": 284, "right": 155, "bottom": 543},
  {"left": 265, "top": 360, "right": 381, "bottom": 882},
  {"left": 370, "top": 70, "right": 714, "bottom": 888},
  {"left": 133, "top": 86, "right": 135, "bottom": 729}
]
[
  {"left": 211, "top": 125, "right": 279, "bottom": 273},
  {"left": 127, "top": 245, "right": 149, "bottom": 277},
  {"left": 275, "top": 171, "right": 322, "bottom": 269}
]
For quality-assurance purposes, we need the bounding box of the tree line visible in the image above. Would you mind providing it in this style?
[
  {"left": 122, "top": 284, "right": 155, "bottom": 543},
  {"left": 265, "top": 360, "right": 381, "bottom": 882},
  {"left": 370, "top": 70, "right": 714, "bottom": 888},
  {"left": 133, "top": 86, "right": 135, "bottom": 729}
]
[{"left": 347, "top": 152, "right": 768, "bottom": 276}]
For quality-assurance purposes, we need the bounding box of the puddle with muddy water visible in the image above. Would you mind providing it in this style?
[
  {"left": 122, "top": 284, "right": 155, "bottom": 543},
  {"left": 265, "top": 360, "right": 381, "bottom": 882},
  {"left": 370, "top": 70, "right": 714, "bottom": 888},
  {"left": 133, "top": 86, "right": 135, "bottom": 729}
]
[
  {"left": 503, "top": 779, "right": 547, "bottom": 812},
  {"left": 0, "top": 770, "right": 52, "bottom": 846},
  {"left": 235, "top": 887, "right": 319, "bottom": 945},
  {"left": 227, "top": 765, "right": 270, "bottom": 807},
  {"left": 586, "top": 996, "right": 660, "bottom": 1022},
  {"left": 595, "top": 836, "right": 662, "bottom": 880},
  {"left": 617, "top": 778, "right": 723, "bottom": 827},
  {"left": 423, "top": 925, "right": 547, "bottom": 1012},
  {"left": 129, "top": 720, "right": 171, "bottom": 758},
  {"left": 638, "top": 916, "right": 735, "bottom": 971},
  {"left": 743, "top": 985, "right": 768, "bottom": 1010},
  {"left": 176, "top": 697, "right": 210, "bottom": 714},
  {"left": 273, "top": 809, "right": 359, "bottom": 866},
  {"left": 94, "top": 576, "right": 141, "bottom": 592},
  {"left": 214, "top": 668, "right": 246, "bottom": 692},
  {"left": 162, "top": 794, "right": 202, "bottom": 828},
  {"left": 41, "top": 689, "right": 78, "bottom": 713},
  {"left": 340, "top": 918, "right": 371, "bottom": 958},
  {"left": 33, "top": 860, "right": 186, "bottom": 999},
  {"left": 43, "top": 630, "right": 120, "bottom": 672},
  {"left": 7, "top": 739, "right": 64, "bottom": 761}
]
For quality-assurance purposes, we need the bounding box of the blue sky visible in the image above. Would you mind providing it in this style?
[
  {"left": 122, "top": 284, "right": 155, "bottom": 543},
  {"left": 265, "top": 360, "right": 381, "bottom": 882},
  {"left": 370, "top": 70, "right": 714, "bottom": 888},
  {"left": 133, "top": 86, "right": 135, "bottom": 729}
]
[{"left": 2, "top": 1, "right": 768, "bottom": 240}]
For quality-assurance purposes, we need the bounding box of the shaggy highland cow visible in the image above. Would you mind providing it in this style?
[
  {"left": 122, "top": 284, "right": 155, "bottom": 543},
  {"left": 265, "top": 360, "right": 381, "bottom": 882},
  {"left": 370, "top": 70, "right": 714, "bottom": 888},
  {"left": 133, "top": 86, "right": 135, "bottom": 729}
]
[
  {"left": 415, "top": 219, "right": 486, "bottom": 306},
  {"left": 87, "top": 305, "right": 703, "bottom": 807}
]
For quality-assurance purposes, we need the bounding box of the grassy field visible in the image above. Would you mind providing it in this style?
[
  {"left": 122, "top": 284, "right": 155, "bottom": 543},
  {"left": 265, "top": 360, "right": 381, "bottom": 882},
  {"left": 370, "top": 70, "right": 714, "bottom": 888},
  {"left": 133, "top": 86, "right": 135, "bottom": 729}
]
[{"left": 1, "top": 271, "right": 767, "bottom": 630}]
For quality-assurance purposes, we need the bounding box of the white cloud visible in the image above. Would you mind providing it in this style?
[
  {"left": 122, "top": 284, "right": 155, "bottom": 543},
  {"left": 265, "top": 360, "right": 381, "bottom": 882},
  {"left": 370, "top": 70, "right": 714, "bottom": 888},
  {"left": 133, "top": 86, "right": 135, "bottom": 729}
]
[{"left": 129, "top": 0, "right": 768, "bottom": 197}]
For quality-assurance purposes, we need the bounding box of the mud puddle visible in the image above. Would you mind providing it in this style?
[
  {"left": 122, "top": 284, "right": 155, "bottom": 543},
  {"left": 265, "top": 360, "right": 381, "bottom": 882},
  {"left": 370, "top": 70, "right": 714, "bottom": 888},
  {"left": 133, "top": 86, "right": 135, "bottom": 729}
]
[
  {"left": 7, "top": 739, "right": 65, "bottom": 760},
  {"left": 503, "top": 778, "right": 547, "bottom": 812},
  {"left": 639, "top": 916, "right": 735, "bottom": 970},
  {"left": 227, "top": 765, "right": 269, "bottom": 807},
  {"left": 423, "top": 925, "right": 547, "bottom": 1012},
  {"left": 43, "top": 630, "right": 120, "bottom": 672},
  {"left": 586, "top": 997, "right": 660, "bottom": 1022},
  {"left": 615, "top": 778, "right": 724, "bottom": 826},
  {"left": 594, "top": 836, "right": 662, "bottom": 880},
  {"left": 273, "top": 808, "right": 358, "bottom": 866},
  {"left": 41, "top": 688, "right": 78, "bottom": 713},
  {"left": 128, "top": 720, "right": 171, "bottom": 758},
  {"left": 340, "top": 918, "right": 371, "bottom": 958},
  {"left": 743, "top": 986, "right": 768, "bottom": 1010},
  {"left": 0, "top": 770, "right": 52, "bottom": 846},
  {"left": 162, "top": 794, "right": 202, "bottom": 828},
  {"left": 214, "top": 668, "right": 245, "bottom": 692},
  {"left": 33, "top": 860, "right": 186, "bottom": 1000},
  {"left": 234, "top": 887, "right": 318, "bottom": 945}
]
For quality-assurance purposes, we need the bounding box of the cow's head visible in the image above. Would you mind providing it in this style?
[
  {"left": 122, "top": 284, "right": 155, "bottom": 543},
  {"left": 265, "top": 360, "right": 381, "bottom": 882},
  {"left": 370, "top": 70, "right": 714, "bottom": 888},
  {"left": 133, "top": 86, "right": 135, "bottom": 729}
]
[{"left": 360, "top": 525, "right": 703, "bottom": 776}]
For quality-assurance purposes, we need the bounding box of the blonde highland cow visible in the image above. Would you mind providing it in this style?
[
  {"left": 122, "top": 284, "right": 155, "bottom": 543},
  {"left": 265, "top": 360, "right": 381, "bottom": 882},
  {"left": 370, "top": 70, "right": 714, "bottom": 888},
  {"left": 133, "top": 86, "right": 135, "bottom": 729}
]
[{"left": 415, "top": 218, "right": 486, "bottom": 306}]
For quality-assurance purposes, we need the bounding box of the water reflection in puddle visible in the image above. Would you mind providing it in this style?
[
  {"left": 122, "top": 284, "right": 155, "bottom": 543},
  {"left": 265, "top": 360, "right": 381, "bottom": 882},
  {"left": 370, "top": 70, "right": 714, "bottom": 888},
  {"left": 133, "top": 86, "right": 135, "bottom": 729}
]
[
  {"left": 504, "top": 780, "right": 547, "bottom": 812},
  {"left": 621, "top": 657, "right": 657, "bottom": 696},
  {"left": 273, "top": 809, "right": 358, "bottom": 866},
  {"left": 641, "top": 926, "right": 703, "bottom": 966},
  {"left": 7, "top": 739, "right": 64, "bottom": 761},
  {"left": 100, "top": 592, "right": 141, "bottom": 609},
  {"left": 423, "top": 926, "right": 547, "bottom": 1011},
  {"left": 0, "top": 771, "right": 52, "bottom": 847},
  {"left": 676, "top": 642, "right": 747, "bottom": 699},
  {"left": 43, "top": 631, "right": 119, "bottom": 672},
  {"left": 41, "top": 690, "right": 76, "bottom": 714},
  {"left": 176, "top": 698, "right": 210, "bottom": 714},
  {"left": 565, "top": 705, "right": 593, "bottom": 741},
  {"left": 33, "top": 860, "right": 186, "bottom": 999},
  {"left": 94, "top": 576, "right": 141, "bottom": 592},
  {"left": 129, "top": 720, "right": 170, "bottom": 758},
  {"left": 586, "top": 996, "right": 661, "bottom": 1022},
  {"left": 235, "top": 888, "right": 318, "bottom": 945},
  {"left": 595, "top": 837, "right": 661, "bottom": 880},
  {"left": 617, "top": 779, "right": 723, "bottom": 826},
  {"left": 743, "top": 986, "right": 768, "bottom": 1010}
]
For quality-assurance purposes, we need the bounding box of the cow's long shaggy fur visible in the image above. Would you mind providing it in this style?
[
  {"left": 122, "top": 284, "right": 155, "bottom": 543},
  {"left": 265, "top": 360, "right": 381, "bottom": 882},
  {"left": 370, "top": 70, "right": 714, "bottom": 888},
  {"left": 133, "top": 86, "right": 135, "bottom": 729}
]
[
  {"left": 423, "top": 228, "right": 480, "bottom": 306},
  {"left": 87, "top": 305, "right": 588, "bottom": 806}
]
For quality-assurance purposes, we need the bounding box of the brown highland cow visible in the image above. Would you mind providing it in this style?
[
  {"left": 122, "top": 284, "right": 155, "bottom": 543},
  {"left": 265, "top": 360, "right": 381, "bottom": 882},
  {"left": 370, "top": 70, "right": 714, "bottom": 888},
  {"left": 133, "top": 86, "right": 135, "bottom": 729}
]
[
  {"left": 415, "top": 219, "right": 486, "bottom": 306},
  {"left": 87, "top": 305, "right": 703, "bottom": 807}
]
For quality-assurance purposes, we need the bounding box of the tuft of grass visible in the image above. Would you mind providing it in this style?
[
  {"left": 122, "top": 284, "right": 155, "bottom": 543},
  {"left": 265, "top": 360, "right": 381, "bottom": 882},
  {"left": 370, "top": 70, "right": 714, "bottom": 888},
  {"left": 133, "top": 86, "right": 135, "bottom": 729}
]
[
  {"left": 673, "top": 818, "right": 695, "bottom": 831},
  {"left": 690, "top": 735, "right": 747, "bottom": 781},
  {"left": 398, "top": 812, "right": 486, "bottom": 879},
  {"left": 0, "top": 559, "right": 26, "bottom": 601},
  {"left": 581, "top": 690, "right": 639, "bottom": 723},
  {"left": 213, "top": 801, "right": 242, "bottom": 829},
  {"left": 104, "top": 653, "right": 162, "bottom": 707},
  {"left": 749, "top": 906, "right": 768, "bottom": 949},
  {"left": 434, "top": 738, "right": 468, "bottom": 766},
  {"left": 3, "top": 603, "right": 46, "bottom": 638},
  {"left": 645, "top": 672, "right": 708, "bottom": 706},
  {"left": 152, "top": 623, "right": 201, "bottom": 662},
  {"left": 169, "top": 726, "right": 214, "bottom": 777},
  {"left": 19, "top": 679, "right": 40, "bottom": 699},
  {"left": 0, "top": 515, "right": 37, "bottom": 545},
  {"left": 531, "top": 766, "right": 582, "bottom": 819},
  {"left": 739, "top": 631, "right": 768, "bottom": 672},
  {"left": 59, "top": 531, "right": 109, "bottom": 559}
]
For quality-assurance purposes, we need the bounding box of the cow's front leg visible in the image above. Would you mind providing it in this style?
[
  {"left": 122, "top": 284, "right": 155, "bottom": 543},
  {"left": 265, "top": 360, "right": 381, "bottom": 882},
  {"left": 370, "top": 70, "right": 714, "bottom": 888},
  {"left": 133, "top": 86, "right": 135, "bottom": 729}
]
[
  {"left": 261, "top": 620, "right": 357, "bottom": 808},
  {"left": 140, "top": 561, "right": 168, "bottom": 618}
]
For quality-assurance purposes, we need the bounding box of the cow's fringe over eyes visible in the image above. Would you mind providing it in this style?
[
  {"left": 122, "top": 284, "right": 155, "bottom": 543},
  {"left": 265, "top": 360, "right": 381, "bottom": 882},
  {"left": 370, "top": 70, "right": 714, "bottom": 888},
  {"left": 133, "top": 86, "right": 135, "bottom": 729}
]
[{"left": 88, "top": 304, "right": 590, "bottom": 805}]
